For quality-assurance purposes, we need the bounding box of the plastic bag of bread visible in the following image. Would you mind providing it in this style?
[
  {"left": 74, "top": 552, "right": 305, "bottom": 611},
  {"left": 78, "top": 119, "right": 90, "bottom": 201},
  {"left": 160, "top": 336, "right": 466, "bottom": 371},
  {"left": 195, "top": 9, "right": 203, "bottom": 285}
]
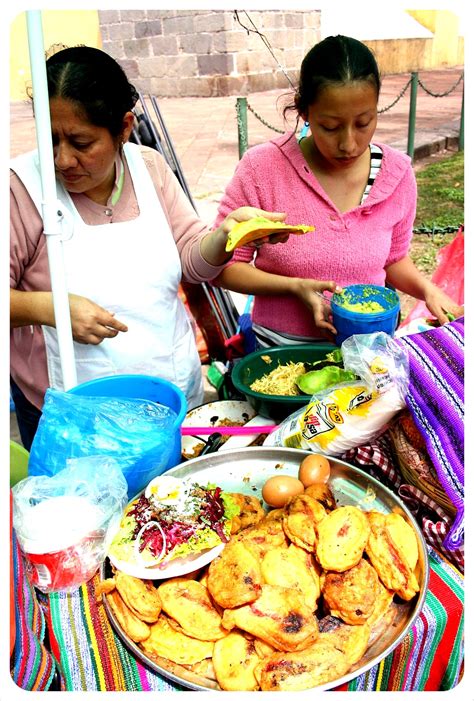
[{"left": 266, "top": 332, "right": 409, "bottom": 456}]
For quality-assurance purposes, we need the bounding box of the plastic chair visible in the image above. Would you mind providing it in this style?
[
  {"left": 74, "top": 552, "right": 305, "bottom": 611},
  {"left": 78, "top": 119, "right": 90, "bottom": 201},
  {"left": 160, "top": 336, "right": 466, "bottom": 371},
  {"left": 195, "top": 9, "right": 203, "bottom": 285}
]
[{"left": 10, "top": 440, "right": 29, "bottom": 487}]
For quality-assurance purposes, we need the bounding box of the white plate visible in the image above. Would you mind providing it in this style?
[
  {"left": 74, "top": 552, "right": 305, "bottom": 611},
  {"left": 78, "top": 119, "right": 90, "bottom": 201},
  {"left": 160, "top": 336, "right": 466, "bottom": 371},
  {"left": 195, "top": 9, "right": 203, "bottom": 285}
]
[
  {"left": 108, "top": 474, "right": 229, "bottom": 579},
  {"left": 108, "top": 542, "right": 225, "bottom": 580},
  {"left": 181, "top": 399, "right": 256, "bottom": 459}
]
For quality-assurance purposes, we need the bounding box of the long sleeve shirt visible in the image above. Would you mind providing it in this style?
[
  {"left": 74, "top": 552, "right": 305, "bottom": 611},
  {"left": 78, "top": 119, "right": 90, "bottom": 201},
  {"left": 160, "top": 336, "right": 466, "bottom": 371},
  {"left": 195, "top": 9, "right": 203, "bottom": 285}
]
[
  {"left": 214, "top": 133, "right": 416, "bottom": 337},
  {"left": 10, "top": 145, "right": 225, "bottom": 409}
]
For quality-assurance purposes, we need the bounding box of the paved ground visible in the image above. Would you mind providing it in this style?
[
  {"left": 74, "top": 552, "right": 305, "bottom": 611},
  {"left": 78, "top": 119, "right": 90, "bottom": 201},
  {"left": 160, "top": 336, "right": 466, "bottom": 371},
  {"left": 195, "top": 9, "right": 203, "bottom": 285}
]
[
  {"left": 10, "top": 66, "right": 464, "bottom": 223},
  {"left": 9, "top": 66, "right": 464, "bottom": 443}
]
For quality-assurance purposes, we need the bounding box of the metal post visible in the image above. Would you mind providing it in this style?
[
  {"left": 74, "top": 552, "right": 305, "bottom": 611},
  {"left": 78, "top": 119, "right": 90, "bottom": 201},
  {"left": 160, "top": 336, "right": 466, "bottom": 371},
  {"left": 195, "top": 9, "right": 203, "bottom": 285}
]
[
  {"left": 459, "top": 85, "right": 464, "bottom": 151},
  {"left": 407, "top": 72, "right": 418, "bottom": 161},
  {"left": 236, "top": 97, "right": 248, "bottom": 159},
  {"left": 26, "top": 10, "right": 77, "bottom": 389}
]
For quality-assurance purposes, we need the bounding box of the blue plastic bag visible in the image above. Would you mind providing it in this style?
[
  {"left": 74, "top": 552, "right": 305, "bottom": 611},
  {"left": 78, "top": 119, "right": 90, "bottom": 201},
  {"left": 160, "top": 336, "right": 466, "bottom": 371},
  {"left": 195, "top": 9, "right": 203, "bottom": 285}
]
[{"left": 28, "top": 389, "right": 179, "bottom": 498}]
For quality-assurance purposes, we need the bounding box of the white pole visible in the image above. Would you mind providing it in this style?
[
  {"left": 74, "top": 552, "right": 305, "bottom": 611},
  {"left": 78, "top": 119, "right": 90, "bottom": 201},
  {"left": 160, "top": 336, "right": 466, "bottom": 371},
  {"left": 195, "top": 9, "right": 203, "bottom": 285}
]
[{"left": 26, "top": 10, "right": 77, "bottom": 389}]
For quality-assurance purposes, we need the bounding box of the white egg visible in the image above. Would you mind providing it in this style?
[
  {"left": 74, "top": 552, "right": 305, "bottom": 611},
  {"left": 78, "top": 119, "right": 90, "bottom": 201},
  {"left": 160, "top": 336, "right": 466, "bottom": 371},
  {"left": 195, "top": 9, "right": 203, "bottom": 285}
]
[{"left": 145, "top": 475, "right": 186, "bottom": 506}]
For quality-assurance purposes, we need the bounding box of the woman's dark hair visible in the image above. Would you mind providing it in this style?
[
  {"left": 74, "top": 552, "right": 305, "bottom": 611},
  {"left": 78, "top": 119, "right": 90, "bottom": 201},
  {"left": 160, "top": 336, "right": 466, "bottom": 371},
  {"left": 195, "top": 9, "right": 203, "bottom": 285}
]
[
  {"left": 285, "top": 35, "right": 381, "bottom": 121},
  {"left": 45, "top": 46, "right": 138, "bottom": 137}
]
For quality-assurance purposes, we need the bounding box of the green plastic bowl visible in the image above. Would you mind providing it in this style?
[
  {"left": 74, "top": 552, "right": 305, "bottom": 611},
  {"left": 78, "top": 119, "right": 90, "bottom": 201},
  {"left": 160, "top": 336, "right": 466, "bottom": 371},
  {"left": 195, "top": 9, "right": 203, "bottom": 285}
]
[{"left": 231, "top": 343, "right": 338, "bottom": 421}]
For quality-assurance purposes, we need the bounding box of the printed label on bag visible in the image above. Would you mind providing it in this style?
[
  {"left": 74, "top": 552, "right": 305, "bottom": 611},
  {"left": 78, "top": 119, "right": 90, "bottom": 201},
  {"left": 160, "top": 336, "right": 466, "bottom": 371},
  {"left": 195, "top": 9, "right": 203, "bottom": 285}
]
[{"left": 33, "top": 563, "right": 52, "bottom": 587}]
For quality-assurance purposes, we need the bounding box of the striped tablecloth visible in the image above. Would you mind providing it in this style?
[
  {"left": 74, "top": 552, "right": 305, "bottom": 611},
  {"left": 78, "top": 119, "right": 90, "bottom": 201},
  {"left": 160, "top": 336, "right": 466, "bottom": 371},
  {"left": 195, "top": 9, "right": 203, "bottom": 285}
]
[
  {"left": 10, "top": 529, "right": 57, "bottom": 691},
  {"left": 40, "top": 546, "right": 463, "bottom": 693}
]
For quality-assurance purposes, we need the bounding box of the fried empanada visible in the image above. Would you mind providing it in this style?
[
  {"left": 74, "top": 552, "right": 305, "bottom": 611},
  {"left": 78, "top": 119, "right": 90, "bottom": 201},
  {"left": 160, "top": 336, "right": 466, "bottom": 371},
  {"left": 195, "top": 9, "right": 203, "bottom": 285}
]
[
  {"left": 115, "top": 571, "right": 161, "bottom": 623},
  {"left": 212, "top": 631, "right": 261, "bottom": 691},
  {"left": 228, "top": 492, "right": 265, "bottom": 534},
  {"left": 321, "top": 558, "right": 378, "bottom": 624},
  {"left": 106, "top": 590, "right": 150, "bottom": 642},
  {"left": 365, "top": 579, "right": 394, "bottom": 628},
  {"left": 255, "top": 639, "right": 350, "bottom": 691},
  {"left": 221, "top": 584, "right": 319, "bottom": 652},
  {"left": 141, "top": 614, "right": 214, "bottom": 665},
  {"left": 185, "top": 658, "right": 217, "bottom": 681},
  {"left": 365, "top": 511, "right": 420, "bottom": 601},
  {"left": 207, "top": 539, "right": 262, "bottom": 608},
  {"left": 233, "top": 517, "right": 288, "bottom": 558},
  {"left": 316, "top": 505, "right": 370, "bottom": 572},
  {"left": 385, "top": 512, "right": 419, "bottom": 570},
  {"left": 261, "top": 543, "right": 320, "bottom": 610},
  {"left": 304, "top": 483, "right": 337, "bottom": 511},
  {"left": 158, "top": 578, "right": 226, "bottom": 640},
  {"left": 96, "top": 577, "right": 116, "bottom": 601},
  {"left": 318, "top": 615, "right": 370, "bottom": 666},
  {"left": 253, "top": 637, "right": 276, "bottom": 659},
  {"left": 282, "top": 494, "right": 327, "bottom": 551},
  {"left": 264, "top": 507, "right": 286, "bottom": 522}
]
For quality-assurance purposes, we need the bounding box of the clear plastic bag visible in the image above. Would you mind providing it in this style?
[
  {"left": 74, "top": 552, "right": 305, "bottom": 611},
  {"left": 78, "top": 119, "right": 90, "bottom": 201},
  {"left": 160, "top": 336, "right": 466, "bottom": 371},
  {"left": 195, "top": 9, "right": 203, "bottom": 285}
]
[
  {"left": 12, "top": 457, "right": 128, "bottom": 593},
  {"left": 267, "top": 332, "right": 409, "bottom": 455},
  {"left": 28, "top": 388, "right": 179, "bottom": 498}
]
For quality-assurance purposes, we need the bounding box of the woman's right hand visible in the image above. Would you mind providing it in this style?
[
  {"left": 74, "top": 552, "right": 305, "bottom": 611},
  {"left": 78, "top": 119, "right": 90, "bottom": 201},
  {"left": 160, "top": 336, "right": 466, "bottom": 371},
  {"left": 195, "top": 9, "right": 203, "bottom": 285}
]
[
  {"left": 291, "top": 278, "right": 342, "bottom": 335},
  {"left": 68, "top": 294, "right": 128, "bottom": 345}
]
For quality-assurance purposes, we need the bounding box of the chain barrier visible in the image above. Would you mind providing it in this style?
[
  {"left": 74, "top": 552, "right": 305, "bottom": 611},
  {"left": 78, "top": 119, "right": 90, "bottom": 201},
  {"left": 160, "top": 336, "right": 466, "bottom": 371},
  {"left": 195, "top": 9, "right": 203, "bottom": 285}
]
[
  {"left": 377, "top": 77, "right": 412, "bottom": 114},
  {"left": 418, "top": 72, "right": 464, "bottom": 97},
  {"left": 413, "top": 224, "right": 461, "bottom": 236},
  {"left": 246, "top": 101, "right": 285, "bottom": 134},
  {"left": 242, "top": 72, "right": 463, "bottom": 136}
]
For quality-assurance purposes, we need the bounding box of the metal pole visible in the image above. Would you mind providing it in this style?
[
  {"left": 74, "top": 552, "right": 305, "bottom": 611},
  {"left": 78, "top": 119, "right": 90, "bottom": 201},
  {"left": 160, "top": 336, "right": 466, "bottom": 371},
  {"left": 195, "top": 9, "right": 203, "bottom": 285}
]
[
  {"left": 236, "top": 97, "right": 248, "bottom": 159},
  {"left": 26, "top": 10, "right": 77, "bottom": 389},
  {"left": 407, "top": 72, "right": 418, "bottom": 161},
  {"left": 459, "top": 85, "right": 464, "bottom": 151}
]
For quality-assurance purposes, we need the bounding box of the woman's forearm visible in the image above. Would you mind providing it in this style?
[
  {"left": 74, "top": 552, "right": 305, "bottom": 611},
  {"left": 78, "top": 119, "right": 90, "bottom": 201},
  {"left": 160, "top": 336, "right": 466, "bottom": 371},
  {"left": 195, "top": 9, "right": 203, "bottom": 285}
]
[
  {"left": 10, "top": 289, "right": 55, "bottom": 328},
  {"left": 385, "top": 256, "right": 434, "bottom": 300},
  {"left": 213, "top": 262, "right": 299, "bottom": 296}
]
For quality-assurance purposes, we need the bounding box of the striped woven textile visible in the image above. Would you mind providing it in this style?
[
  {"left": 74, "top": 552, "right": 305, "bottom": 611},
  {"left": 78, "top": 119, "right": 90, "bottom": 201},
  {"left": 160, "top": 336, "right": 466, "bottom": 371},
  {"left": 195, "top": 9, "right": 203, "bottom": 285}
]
[
  {"left": 10, "top": 530, "right": 57, "bottom": 691},
  {"left": 43, "top": 546, "right": 463, "bottom": 692},
  {"left": 395, "top": 318, "right": 464, "bottom": 551},
  {"left": 333, "top": 548, "right": 464, "bottom": 691}
]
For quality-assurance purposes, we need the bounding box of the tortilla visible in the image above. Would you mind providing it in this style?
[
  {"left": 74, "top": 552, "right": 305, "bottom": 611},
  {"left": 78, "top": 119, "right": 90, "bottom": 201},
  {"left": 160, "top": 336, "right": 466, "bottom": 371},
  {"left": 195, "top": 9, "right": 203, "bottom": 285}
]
[{"left": 225, "top": 217, "right": 314, "bottom": 252}]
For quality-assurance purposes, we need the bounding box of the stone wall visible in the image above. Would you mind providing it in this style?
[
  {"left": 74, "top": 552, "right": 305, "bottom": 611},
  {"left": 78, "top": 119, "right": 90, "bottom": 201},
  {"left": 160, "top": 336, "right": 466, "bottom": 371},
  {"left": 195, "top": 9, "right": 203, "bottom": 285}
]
[{"left": 98, "top": 9, "right": 320, "bottom": 97}]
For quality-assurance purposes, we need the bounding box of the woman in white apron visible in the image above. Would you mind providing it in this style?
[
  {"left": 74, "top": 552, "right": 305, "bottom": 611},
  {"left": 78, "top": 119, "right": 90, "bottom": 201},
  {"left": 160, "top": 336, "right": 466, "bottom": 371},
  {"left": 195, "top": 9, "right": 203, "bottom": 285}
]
[{"left": 10, "top": 46, "right": 287, "bottom": 449}]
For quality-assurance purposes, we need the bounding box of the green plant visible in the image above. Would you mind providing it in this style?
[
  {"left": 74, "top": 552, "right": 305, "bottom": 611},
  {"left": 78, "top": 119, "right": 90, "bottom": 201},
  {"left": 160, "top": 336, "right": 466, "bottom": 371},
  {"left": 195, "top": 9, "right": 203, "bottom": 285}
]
[{"left": 415, "top": 151, "right": 464, "bottom": 229}]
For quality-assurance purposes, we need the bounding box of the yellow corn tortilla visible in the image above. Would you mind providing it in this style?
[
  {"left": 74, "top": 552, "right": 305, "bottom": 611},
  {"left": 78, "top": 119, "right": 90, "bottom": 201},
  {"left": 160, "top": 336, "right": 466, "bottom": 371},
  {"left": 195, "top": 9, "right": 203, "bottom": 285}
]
[{"left": 225, "top": 217, "right": 314, "bottom": 252}]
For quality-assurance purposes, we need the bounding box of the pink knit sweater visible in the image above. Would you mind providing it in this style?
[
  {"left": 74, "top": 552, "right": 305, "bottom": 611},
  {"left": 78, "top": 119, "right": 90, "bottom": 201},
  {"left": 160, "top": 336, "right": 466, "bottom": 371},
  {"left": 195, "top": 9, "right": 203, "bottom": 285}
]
[{"left": 214, "top": 133, "right": 416, "bottom": 337}]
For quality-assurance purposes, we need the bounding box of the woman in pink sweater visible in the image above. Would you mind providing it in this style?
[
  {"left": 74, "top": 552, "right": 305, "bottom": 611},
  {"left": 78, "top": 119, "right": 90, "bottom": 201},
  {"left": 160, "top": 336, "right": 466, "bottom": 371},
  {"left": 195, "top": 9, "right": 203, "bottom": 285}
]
[{"left": 213, "top": 35, "right": 462, "bottom": 347}]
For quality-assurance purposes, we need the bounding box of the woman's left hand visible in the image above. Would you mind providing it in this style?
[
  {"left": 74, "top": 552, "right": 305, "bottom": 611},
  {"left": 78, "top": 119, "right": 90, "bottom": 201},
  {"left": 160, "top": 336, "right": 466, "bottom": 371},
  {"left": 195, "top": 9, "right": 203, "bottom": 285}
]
[
  {"left": 424, "top": 285, "right": 464, "bottom": 324},
  {"left": 202, "top": 207, "right": 288, "bottom": 266}
]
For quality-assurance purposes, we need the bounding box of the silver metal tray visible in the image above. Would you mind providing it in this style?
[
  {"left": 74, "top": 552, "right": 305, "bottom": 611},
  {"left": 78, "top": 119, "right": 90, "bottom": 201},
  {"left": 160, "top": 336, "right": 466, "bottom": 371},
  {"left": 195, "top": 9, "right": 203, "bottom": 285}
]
[{"left": 101, "top": 446, "right": 429, "bottom": 691}]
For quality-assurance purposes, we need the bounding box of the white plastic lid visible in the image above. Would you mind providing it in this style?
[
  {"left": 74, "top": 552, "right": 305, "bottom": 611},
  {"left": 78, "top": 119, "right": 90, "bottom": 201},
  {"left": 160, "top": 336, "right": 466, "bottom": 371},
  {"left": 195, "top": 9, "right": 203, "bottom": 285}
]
[{"left": 17, "top": 495, "right": 104, "bottom": 554}]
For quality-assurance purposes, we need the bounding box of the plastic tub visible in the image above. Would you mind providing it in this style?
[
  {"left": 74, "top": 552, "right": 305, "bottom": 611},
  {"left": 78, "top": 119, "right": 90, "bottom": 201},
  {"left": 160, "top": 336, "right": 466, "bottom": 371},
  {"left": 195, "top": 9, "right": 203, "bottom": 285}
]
[
  {"left": 68, "top": 375, "right": 187, "bottom": 494},
  {"left": 331, "top": 285, "right": 400, "bottom": 345}
]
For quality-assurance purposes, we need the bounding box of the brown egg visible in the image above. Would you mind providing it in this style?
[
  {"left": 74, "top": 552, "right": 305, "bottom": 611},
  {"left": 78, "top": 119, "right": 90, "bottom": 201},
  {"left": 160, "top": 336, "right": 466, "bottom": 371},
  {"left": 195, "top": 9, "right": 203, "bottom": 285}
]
[
  {"left": 261, "top": 475, "right": 305, "bottom": 508},
  {"left": 298, "top": 453, "right": 331, "bottom": 487}
]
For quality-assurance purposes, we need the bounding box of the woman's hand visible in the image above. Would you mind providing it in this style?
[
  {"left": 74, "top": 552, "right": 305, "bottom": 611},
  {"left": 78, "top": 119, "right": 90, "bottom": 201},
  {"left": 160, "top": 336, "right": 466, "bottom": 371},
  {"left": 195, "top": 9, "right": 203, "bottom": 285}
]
[
  {"left": 68, "top": 294, "right": 128, "bottom": 345},
  {"left": 291, "top": 278, "right": 342, "bottom": 335},
  {"left": 423, "top": 284, "right": 464, "bottom": 325},
  {"left": 201, "top": 207, "right": 288, "bottom": 265}
]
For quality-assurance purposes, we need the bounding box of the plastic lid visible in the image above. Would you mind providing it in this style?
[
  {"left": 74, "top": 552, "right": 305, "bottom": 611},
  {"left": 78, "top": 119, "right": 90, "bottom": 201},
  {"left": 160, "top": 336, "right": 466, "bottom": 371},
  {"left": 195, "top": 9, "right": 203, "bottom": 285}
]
[{"left": 16, "top": 496, "right": 104, "bottom": 554}]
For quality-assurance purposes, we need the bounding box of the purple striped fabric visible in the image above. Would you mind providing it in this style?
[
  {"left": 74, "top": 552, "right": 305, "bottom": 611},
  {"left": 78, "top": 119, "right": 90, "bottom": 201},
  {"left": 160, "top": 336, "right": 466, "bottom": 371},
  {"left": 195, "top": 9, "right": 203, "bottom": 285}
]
[{"left": 396, "top": 318, "right": 464, "bottom": 550}]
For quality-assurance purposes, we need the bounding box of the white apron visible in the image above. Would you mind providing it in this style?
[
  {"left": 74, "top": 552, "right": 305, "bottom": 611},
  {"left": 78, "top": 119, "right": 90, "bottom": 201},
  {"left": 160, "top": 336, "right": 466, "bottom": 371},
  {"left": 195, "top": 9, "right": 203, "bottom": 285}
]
[{"left": 11, "top": 143, "right": 204, "bottom": 408}]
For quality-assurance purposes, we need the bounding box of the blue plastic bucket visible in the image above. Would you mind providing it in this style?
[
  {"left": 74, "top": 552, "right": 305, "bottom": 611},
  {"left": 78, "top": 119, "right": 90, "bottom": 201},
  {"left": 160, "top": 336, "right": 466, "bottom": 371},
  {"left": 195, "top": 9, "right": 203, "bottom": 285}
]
[
  {"left": 331, "top": 285, "right": 400, "bottom": 345},
  {"left": 68, "top": 375, "right": 187, "bottom": 495}
]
